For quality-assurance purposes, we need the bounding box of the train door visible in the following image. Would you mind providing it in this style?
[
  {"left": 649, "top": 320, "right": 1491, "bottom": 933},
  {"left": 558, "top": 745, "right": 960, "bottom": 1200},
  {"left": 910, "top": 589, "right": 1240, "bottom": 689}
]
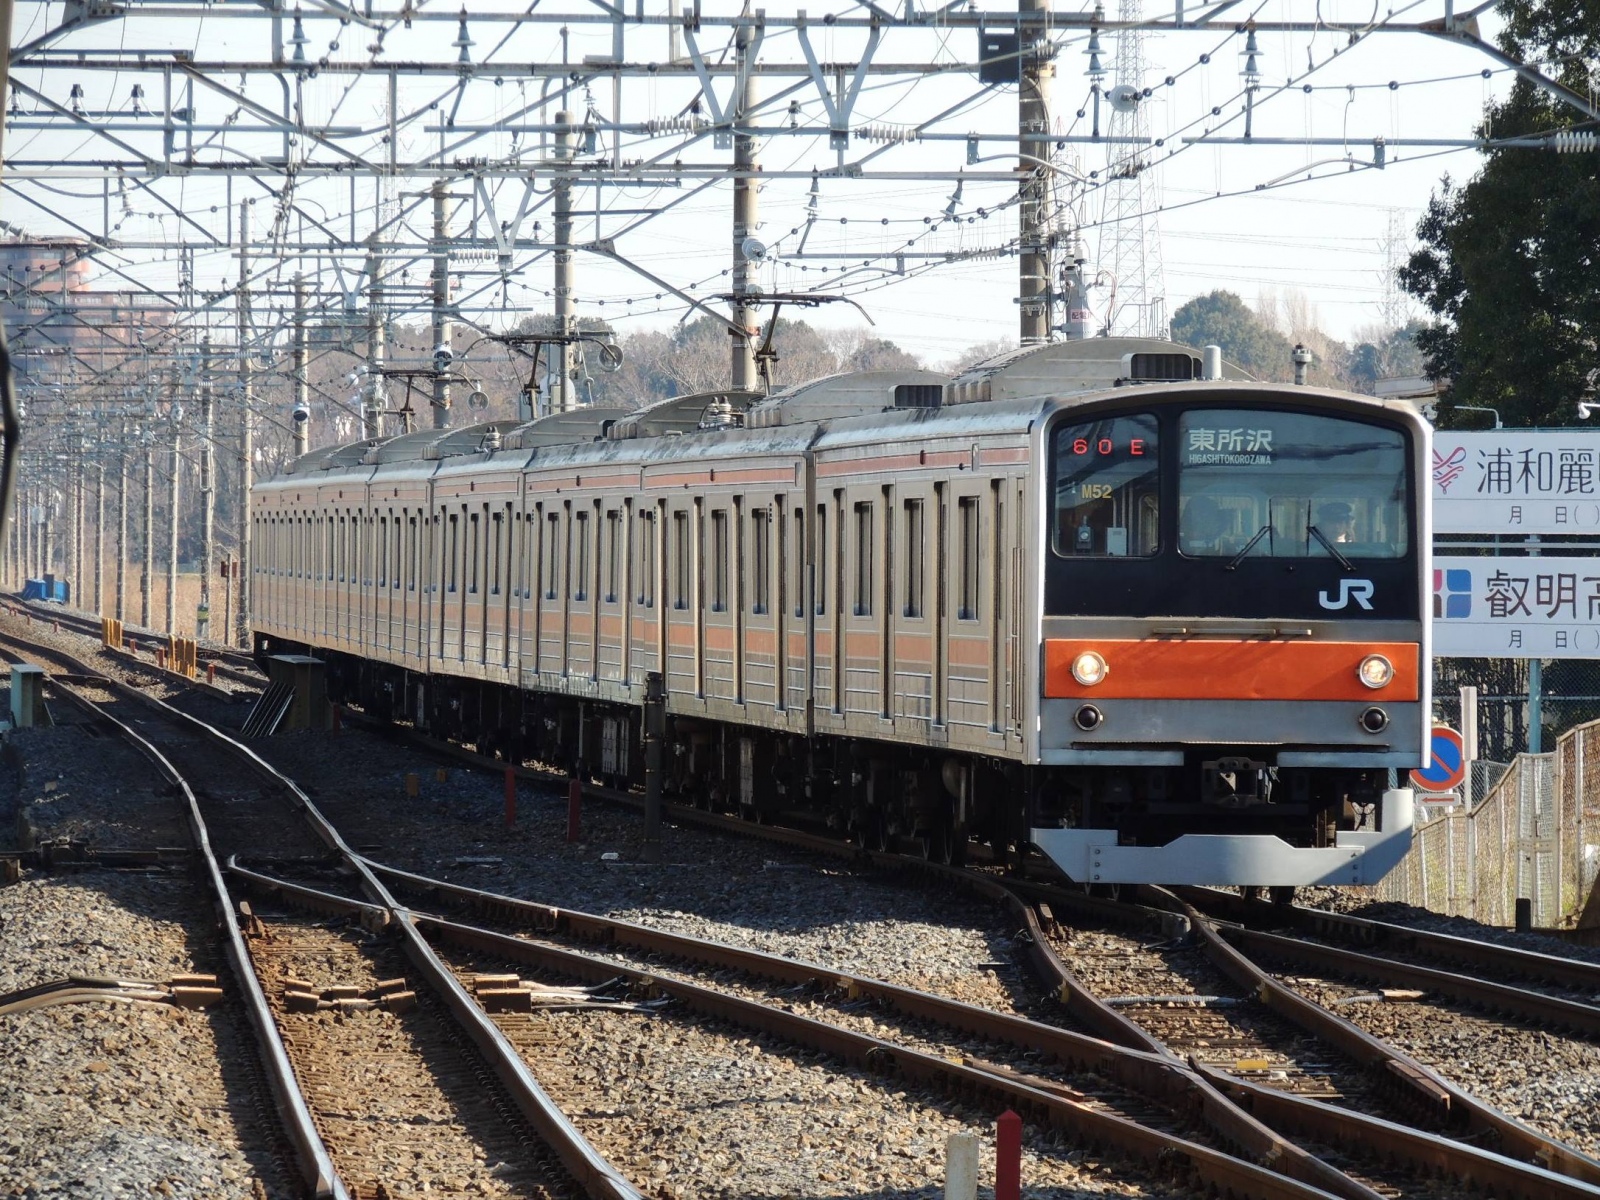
[
  {"left": 892, "top": 486, "right": 933, "bottom": 730},
  {"left": 654, "top": 499, "right": 668, "bottom": 685},
  {"left": 598, "top": 504, "right": 622, "bottom": 683},
  {"left": 664, "top": 502, "right": 695, "bottom": 697},
  {"left": 498, "top": 502, "right": 514, "bottom": 671},
  {"left": 619, "top": 501, "right": 634, "bottom": 684}
]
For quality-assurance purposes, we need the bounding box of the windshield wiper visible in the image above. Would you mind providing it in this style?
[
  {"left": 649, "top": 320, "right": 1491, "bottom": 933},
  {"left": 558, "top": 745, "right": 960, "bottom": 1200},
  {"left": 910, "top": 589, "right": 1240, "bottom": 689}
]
[
  {"left": 1307, "top": 524, "right": 1355, "bottom": 571},
  {"left": 1225, "top": 525, "right": 1272, "bottom": 571}
]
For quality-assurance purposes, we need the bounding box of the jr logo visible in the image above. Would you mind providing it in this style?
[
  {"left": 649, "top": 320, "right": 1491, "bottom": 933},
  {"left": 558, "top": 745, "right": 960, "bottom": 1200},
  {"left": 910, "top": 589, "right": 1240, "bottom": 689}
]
[{"left": 1319, "top": 579, "right": 1375, "bottom": 611}]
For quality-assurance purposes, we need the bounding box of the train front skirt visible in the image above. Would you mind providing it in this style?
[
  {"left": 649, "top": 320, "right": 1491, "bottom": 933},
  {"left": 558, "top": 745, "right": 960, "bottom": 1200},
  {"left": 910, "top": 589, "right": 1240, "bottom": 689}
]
[{"left": 1031, "top": 788, "right": 1415, "bottom": 886}]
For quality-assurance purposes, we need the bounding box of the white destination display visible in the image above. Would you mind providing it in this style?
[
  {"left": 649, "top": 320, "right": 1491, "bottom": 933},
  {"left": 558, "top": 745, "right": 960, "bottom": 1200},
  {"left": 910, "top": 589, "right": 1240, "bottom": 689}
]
[
  {"left": 1432, "top": 431, "right": 1600, "bottom": 534},
  {"left": 1433, "top": 556, "right": 1600, "bottom": 658}
]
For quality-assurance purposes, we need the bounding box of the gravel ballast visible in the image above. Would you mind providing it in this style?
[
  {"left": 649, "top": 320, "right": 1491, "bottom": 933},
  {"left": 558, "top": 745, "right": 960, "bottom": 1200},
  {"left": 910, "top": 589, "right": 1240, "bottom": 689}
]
[{"left": 0, "top": 873, "right": 286, "bottom": 1199}]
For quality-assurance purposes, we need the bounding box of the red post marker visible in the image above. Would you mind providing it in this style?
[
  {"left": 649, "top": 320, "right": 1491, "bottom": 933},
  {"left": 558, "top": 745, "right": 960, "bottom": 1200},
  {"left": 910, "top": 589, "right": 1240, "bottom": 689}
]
[
  {"left": 503, "top": 767, "right": 517, "bottom": 829},
  {"left": 995, "top": 1110, "right": 1021, "bottom": 1200},
  {"left": 566, "top": 777, "right": 581, "bottom": 843},
  {"left": 206, "top": 663, "right": 217, "bottom": 685}
]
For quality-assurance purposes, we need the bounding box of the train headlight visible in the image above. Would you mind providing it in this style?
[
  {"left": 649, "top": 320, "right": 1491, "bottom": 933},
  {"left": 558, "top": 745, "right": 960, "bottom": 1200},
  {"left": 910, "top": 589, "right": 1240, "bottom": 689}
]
[
  {"left": 1358, "top": 654, "right": 1394, "bottom": 690},
  {"left": 1071, "top": 650, "right": 1109, "bottom": 687}
]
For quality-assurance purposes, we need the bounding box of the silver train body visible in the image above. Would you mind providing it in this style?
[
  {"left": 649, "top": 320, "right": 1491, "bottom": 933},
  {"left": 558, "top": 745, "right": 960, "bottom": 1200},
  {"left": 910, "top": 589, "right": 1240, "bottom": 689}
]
[{"left": 252, "top": 338, "right": 1430, "bottom": 886}]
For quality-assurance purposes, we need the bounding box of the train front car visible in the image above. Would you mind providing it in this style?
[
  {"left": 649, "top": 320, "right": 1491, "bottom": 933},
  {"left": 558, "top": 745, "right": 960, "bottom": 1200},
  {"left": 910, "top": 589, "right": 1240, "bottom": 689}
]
[{"left": 1029, "top": 383, "right": 1430, "bottom": 887}]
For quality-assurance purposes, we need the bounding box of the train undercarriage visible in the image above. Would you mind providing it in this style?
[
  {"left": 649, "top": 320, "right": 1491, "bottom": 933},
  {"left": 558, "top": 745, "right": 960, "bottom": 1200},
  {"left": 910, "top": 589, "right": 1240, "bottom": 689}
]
[{"left": 267, "top": 638, "right": 1399, "bottom": 885}]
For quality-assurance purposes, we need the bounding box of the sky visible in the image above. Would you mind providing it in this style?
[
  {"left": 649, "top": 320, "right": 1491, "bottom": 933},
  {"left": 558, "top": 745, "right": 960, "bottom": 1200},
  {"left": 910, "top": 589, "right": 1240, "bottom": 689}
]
[{"left": 2, "top": 0, "right": 1531, "bottom": 376}]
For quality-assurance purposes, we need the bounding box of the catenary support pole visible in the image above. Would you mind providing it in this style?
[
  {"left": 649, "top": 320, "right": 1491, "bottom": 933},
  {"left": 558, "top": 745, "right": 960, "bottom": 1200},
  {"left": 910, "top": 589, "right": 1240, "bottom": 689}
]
[
  {"left": 292, "top": 278, "right": 309, "bottom": 457},
  {"left": 730, "top": 15, "right": 759, "bottom": 390},
  {"left": 198, "top": 336, "right": 214, "bottom": 639},
  {"left": 237, "top": 201, "right": 254, "bottom": 649},
  {"left": 70, "top": 442, "right": 82, "bottom": 606},
  {"left": 140, "top": 438, "right": 153, "bottom": 628},
  {"left": 93, "top": 459, "right": 104, "bottom": 614},
  {"left": 363, "top": 236, "right": 386, "bottom": 439},
  {"left": 1018, "top": 0, "right": 1055, "bottom": 345},
  {"left": 166, "top": 412, "right": 180, "bottom": 635},
  {"left": 431, "top": 180, "right": 453, "bottom": 429},
  {"left": 553, "top": 111, "right": 576, "bottom": 414},
  {"left": 115, "top": 444, "right": 126, "bottom": 623}
]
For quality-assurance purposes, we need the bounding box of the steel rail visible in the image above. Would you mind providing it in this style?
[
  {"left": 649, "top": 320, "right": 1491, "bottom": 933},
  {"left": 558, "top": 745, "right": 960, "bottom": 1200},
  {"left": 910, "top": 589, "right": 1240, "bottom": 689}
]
[
  {"left": 347, "top": 857, "right": 1375, "bottom": 1200},
  {"left": 224, "top": 864, "right": 1353, "bottom": 1200},
  {"left": 1212, "top": 922, "right": 1600, "bottom": 1037},
  {"left": 0, "top": 622, "right": 644, "bottom": 1200},
  {"left": 250, "top": 856, "right": 1600, "bottom": 1200},
  {"left": 1183, "top": 887, "right": 1600, "bottom": 994},
  {"left": 3, "top": 657, "right": 347, "bottom": 1200},
  {"left": 338, "top": 710, "right": 1600, "bottom": 1197},
  {"left": 5, "top": 597, "right": 263, "bottom": 680},
  {"left": 1138, "top": 887, "right": 1600, "bottom": 1188},
  {"left": 126, "top": 694, "right": 646, "bottom": 1200}
]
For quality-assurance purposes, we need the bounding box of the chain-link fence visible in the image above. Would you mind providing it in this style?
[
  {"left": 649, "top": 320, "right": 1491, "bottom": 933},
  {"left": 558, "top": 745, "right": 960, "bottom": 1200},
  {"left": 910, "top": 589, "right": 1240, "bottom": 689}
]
[
  {"left": 1373, "top": 727, "right": 1600, "bottom": 928},
  {"left": 1435, "top": 659, "right": 1600, "bottom": 760}
]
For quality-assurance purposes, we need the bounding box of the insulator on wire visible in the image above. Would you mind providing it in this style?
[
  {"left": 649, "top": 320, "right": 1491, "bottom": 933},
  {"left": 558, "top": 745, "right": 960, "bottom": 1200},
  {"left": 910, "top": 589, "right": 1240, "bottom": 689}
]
[
  {"left": 1552, "top": 128, "right": 1598, "bottom": 154},
  {"left": 643, "top": 116, "right": 707, "bottom": 135},
  {"left": 856, "top": 125, "right": 921, "bottom": 144}
]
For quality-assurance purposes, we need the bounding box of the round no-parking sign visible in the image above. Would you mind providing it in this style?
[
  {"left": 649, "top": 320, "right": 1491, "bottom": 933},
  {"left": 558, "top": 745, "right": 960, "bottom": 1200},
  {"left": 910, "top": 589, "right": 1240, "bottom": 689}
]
[{"left": 1410, "top": 726, "right": 1466, "bottom": 794}]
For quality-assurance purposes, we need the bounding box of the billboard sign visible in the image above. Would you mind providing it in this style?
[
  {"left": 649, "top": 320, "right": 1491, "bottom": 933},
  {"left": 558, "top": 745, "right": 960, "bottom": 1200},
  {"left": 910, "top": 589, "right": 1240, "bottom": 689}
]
[
  {"left": 1432, "top": 431, "right": 1600, "bottom": 534},
  {"left": 1433, "top": 555, "right": 1600, "bottom": 658}
]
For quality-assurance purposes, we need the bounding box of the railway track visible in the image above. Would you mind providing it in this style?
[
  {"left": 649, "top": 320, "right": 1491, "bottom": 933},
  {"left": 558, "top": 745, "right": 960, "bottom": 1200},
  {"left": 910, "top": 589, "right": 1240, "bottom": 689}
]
[
  {"left": 3, "top": 597, "right": 263, "bottom": 688},
  {"left": 15, "top": 607, "right": 1600, "bottom": 1199},
  {"left": 1024, "top": 881, "right": 1600, "bottom": 1194},
  {"left": 0, "top": 624, "right": 635, "bottom": 1200},
  {"left": 321, "top": 709, "right": 1600, "bottom": 1200},
  {"left": 1186, "top": 887, "right": 1600, "bottom": 1009},
  {"left": 229, "top": 858, "right": 1368, "bottom": 1200}
]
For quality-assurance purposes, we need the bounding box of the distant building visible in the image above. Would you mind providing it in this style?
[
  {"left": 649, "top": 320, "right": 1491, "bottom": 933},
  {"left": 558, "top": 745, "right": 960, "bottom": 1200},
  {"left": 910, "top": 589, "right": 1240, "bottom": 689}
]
[{"left": 1, "top": 239, "right": 175, "bottom": 383}]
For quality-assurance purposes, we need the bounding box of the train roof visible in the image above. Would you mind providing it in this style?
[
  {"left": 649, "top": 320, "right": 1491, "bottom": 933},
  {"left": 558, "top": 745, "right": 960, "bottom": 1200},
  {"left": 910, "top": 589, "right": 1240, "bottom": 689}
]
[{"left": 268, "top": 337, "right": 1274, "bottom": 482}]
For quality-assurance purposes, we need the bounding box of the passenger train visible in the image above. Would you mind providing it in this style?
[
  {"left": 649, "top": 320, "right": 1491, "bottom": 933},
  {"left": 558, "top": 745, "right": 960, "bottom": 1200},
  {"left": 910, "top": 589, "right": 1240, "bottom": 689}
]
[{"left": 252, "top": 337, "right": 1429, "bottom": 886}]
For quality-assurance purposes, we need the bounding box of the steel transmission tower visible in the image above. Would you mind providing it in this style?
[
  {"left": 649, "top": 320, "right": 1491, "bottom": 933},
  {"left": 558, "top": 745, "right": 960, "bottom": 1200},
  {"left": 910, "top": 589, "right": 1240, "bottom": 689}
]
[{"left": 1099, "top": 0, "right": 1167, "bottom": 338}]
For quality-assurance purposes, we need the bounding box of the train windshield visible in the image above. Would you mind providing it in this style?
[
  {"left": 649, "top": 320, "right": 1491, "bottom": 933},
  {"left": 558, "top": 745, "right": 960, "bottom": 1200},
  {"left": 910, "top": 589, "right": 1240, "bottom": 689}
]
[
  {"left": 1177, "top": 409, "right": 1408, "bottom": 559},
  {"left": 1052, "top": 413, "right": 1161, "bottom": 557}
]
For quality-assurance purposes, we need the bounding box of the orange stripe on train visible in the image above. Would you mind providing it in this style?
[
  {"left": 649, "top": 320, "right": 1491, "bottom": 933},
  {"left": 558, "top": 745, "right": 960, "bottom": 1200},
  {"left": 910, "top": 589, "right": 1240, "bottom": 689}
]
[{"left": 1043, "top": 639, "right": 1421, "bottom": 702}]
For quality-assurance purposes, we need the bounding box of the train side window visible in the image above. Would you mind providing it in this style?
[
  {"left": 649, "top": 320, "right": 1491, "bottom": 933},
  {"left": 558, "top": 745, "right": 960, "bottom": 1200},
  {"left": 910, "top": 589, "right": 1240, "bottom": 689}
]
[
  {"left": 393, "top": 514, "right": 402, "bottom": 591},
  {"left": 467, "top": 512, "right": 480, "bottom": 595},
  {"left": 710, "top": 509, "right": 729, "bottom": 613},
  {"left": 1051, "top": 413, "right": 1161, "bottom": 557},
  {"left": 447, "top": 515, "right": 459, "bottom": 593},
  {"left": 793, "top": 507, "right": 806, "bottom": 618},
  {"left": 816, "top": 504, "right": 828, "bottom": 617},
  {"left": 378, "top": 515, "right": 388, "bottom": 587},
  {"left": 904, "top": 498, "right": 925, "bottom": 618},
  {"left": 545, "top": 513, "right": 560, "bottom": 599},
  {"left": 573, "top": 511, "right": 589, "bottom": 601},
  {"left": 605, "top": 509, "right": 621, "bottom": 603},
  {"left": 853, "top": 502, "right": 873, "bottom": 617},
  {"left": 751, "top": 509, "right": 770, "bottom": 615},
  {"left": 637, "top": 511, "right": 656, "bottom": 608},
  {"left": 491, "top": 511, "right": 504, "bottom": 595},
  {"left": 958, "top": 497, "right": 979, "bottom": 620},
  {"left": 673, "top": 511, "right": 690, "bottom": 609},
  {"left": 408, "top": 516, "right": 418, "bottom": 591}
]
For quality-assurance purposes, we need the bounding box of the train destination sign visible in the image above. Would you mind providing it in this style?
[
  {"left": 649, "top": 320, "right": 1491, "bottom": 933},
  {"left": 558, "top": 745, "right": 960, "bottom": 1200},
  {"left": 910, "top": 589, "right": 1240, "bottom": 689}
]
[
  {"left": 1432, "top": 431, "right": 1600, "bottom": 534},
  {"left": 1433, "top": 556, "right": 1600, "bottom": 658}
]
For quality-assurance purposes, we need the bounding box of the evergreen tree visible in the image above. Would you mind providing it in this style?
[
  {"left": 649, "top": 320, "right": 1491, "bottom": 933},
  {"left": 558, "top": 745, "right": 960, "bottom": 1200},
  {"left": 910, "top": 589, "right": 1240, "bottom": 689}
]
[{"left": 1398, "top": 0, "right": 1600, "bottom": 427}]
